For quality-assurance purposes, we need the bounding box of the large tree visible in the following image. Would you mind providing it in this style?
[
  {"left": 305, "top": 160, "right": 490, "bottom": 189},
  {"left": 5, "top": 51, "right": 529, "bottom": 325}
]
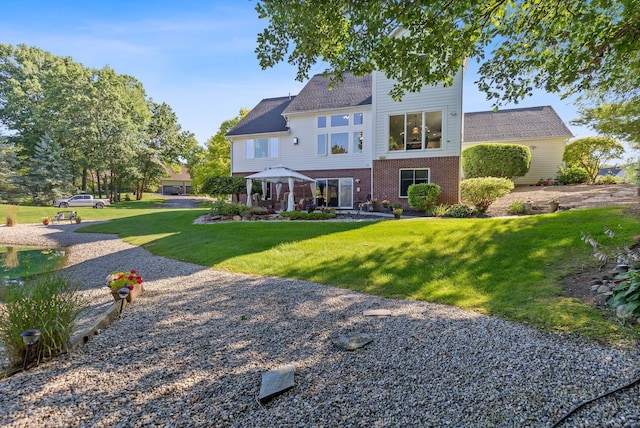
[
  {"left": 562, "top": 136, "right": 625, "bottom": 184},
  {"left": 190, "top": 109, "right": 248, "bottom": 192},
  {"left": 573, "top": 102, "right": 640, "bottom": 148},
  {"left": 255, "top": 1, "right": 640, "bottom": 104}
]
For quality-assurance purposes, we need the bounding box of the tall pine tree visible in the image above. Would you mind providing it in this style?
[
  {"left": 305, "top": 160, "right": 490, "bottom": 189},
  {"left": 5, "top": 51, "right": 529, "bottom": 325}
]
[{"left": 27, "top": 133, "right": 76, "bottom": 204}]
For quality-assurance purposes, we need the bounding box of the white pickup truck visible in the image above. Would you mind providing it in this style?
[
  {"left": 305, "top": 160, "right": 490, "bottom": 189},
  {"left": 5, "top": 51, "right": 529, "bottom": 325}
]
[{"left": 53, "top": 194, "right": 111, "bottom": 209}]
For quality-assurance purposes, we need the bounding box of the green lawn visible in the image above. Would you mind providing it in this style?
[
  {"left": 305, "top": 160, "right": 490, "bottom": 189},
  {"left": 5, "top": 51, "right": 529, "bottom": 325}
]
[{"left": 3, "top": 199, "right": 639, "bottom": 342}]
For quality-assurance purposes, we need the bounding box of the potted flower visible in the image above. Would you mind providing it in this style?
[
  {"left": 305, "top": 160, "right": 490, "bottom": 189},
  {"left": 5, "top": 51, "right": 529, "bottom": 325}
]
[
  {"left": 370, "top": 198, "right": 380, "bottom": 212},
  {"left": 42, "top": 216, "right": 51, "bottom": 225},
  {"left": 74, "top": 215, "right": 82, "bottom": 224},
  {"left": 106, "top": 270, "right": 144, "bottom": 302},
  {"left": 393, "top": 208, "right": 403, "bottom": 219},
  {"left": 549, "top": 198, "right": 560, "bottom": 212}
]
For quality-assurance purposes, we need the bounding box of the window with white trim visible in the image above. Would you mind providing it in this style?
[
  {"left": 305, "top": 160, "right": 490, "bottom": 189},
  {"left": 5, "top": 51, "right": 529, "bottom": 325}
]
[
  {"left": 331, "top": 133, "right": 349, "bottom": 154},
  {"left": 317, "top": 134, "right": 328, "bottom": 156},
  {"left": 389, "top": 111, "right": 443, "bottom": 151},
  {"left": 246, "top": 138, "right": 279, "bottom": 159},
  {"left": 399, "top": 169, "right": 429, "bottom": 197},
  {"left": 316, "top": 112, "right": 364, "bottom": 156}
]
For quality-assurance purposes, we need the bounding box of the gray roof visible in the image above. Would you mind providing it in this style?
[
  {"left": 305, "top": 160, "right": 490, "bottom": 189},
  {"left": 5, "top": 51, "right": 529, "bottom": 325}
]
[
  {"left": 283, "top": 72, "right": 372, "bottom": 114},
  {"left": 226, "top": 96, "right": 294, "bottom": 137},
  {"left": 463, "top": 106, "right": 573, "bottom": 143}
]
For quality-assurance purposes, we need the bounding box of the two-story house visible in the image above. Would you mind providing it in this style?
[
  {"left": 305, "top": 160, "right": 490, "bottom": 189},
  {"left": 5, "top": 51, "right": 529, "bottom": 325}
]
[{"left": 226, "top": 68, "right": 464, "bottom": 210}]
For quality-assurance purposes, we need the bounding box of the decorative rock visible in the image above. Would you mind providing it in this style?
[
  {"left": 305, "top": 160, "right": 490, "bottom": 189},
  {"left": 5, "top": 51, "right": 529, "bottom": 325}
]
[
  {"left": 589, "top": 279, "right": 604, "bottom": 286},
  {"left": 616, "top": 304, "right": 634, "bottom": 320},
  {"left": 597, "top": 285, "right": 612, "bottom": 293},
  {"left": 363, "top": 309, "right": 392, "bottom": 317},
  {"left": 591, "top": 284, "right": 601, "bottom": 292},
  {"left": 595, "top": 294, "right": 610, "bottom": 306},
  {"left": 259, "top": 365, "right": 295, "bottom": 404},
  {"left": 333, "top": 333, "right": 373, "bottom": 351}
]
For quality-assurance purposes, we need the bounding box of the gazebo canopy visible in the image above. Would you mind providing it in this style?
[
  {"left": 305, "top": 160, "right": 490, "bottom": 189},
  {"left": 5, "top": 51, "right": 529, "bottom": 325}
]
[
  {"left": 245, "top": 165, "right": 315, "bottom": 211},
  {"left": 245, "top": 165, "right": 315, "bottom": 183}
]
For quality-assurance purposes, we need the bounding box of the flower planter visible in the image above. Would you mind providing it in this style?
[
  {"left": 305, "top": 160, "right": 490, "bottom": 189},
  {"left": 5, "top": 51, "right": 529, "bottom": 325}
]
[
  {"left": 549, "top": 202, "right": 559, "bottom": 212},
  {"left": 110, "top": 283, "right": 144, "bottom": 303}
]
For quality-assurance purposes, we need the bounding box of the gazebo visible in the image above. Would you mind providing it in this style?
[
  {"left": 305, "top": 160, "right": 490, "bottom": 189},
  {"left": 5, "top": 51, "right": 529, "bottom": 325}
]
[{"left": 245, "top": 165, "right": 315, "bottom": 211}]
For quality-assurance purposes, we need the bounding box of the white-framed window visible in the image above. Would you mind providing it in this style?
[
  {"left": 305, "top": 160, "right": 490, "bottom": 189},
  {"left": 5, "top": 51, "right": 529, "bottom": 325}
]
[
  {"left": 353, "top": 131, "right": 363, "bottom": 153},
  {"left": 331, "top": 114, "right": 349, "bottom": 127},
  {"left": 316, "top": 112, "right": 365, "bottom": 156},
  {"left": 389, "top": 111, "right": 443, "bottom": 151},
  {"left": 317, "top": 134, "right": 328, "bottom": 156},
  {"left": 331, "top": 133, "right": 349, "bottom": 154},
  {"left": 399, "top": 168, "right": 429, "bottom": 197},
  {"left": 246, "top": 138, "right": 279, "bottom": 159}
]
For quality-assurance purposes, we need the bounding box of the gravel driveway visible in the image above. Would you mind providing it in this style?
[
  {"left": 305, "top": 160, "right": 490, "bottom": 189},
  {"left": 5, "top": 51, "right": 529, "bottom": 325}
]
[{"left": 1, "top": 221, "right": 640, "bottom": 427}]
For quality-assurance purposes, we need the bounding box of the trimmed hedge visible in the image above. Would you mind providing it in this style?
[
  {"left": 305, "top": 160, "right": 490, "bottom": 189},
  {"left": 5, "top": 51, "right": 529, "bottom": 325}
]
[
  {"left": 462, "top": 144, "right": 531, "bottom": 179},
  {"left": 557, "top": 166, "right": 589, "bottom": 184},
  {"left": 460, "top": 177, "right": 514, "bottom": 213},
  {"left": 407, "top": 183, "right": 441, "bottom": 211}
]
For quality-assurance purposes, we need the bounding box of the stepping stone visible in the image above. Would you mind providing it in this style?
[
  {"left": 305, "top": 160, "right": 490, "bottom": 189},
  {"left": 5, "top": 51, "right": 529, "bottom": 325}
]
[
  {"left": 363, "top": 309, "right": 392, "bottom": 316},
  {"left": 259, "top": 364, "right": 295, "bottom": 404},
  {"left": 333, "top": 333, "right": 373, "bottom": 351}
]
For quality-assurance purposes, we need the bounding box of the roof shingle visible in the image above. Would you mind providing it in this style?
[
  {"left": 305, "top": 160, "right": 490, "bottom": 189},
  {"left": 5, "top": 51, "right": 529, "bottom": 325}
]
[
  {"left": 463, "top": 106, "right": 573, "bottom": 142},
  {"left": 226, "top": 96, "right": 294, "bottom": 137},
  {"left": 283, "top": 72, "right": 372, "bottom": 114}
]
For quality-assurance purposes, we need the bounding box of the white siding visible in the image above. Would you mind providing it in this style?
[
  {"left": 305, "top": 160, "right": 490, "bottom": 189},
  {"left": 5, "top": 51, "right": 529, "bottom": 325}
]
[
  {"left": 372, "top": 69, "right": 464, "bottom": 160},
  {"left": 461, "top": 138, "right": 567, "bottom": 185},
  {"left": 231, "top": 107, "right": 372, "bottom": 174}
]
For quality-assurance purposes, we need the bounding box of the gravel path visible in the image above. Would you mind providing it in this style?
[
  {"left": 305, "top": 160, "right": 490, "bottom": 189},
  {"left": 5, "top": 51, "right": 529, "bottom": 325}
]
[{"left": 1, "top": 223, "right": 640, "bottom": 427}]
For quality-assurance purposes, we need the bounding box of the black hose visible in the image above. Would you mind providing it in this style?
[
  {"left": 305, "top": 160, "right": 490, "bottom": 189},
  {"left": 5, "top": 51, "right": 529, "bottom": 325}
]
[{"left": 550, "top": 375, "right": 640, "bottom": 427}]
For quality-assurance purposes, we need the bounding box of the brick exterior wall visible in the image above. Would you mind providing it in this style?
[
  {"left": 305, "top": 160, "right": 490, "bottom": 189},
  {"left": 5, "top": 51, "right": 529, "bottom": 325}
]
[
  {"left": 234, "top": 160, "right": 459, "bottom": 208},
  {"left": 373, "top": 156, "right": 460, "bottom": 209},
  {"left": 233, "top": 168, "right": 372, "bottom": 206}
]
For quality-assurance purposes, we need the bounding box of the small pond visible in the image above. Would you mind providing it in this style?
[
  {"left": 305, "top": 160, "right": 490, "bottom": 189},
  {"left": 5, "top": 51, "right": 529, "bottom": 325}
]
[{"left": 0, "top": 246, "right": 67, "bottom": 286}]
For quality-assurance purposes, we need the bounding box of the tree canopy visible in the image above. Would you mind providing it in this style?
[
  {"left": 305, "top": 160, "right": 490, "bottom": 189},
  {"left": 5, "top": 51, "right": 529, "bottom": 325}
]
[
  {"left": 562, "top": 136, "right": 625, "bottom": 184},
  {"left": 189, "top": 109, "right": 248, "bottom": 193},
  {"left": 573, "top": 102, "right": 640, "bottom": 148},
  {"left": 0, "top": 43, "right": 195, "bottom": 203},
  {"left": 255, "top": 0, "right": 640, "bottom": 104}
]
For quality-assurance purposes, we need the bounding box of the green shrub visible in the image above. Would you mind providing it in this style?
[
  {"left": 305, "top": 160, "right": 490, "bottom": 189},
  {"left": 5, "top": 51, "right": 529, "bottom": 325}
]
[
  {"left": 596, "top": 174, "right": 623, "bottom": 184},
  {"left": 609, "top": 270, "right": 640, "bottom": 317},
  {"left": 557, "top": 166, "right": 590, "bottom": 184},
  {"left": 444, "top": 204, "right": 474, "bottom": 218},
  {"left": 462, "top": 144, "right": 531, "bottom": 179},
  {"left": 211, "top": 200, "right": 249, "bottom": 216},
  {"left": 430, "top": 204, "right": 449, "bottom": 217},
  {"left": 407, "top": 183, "right": 441, "bottom": 211},
  {"left": 279, "top": 211, "right": 336, "bottom": 220},
  {"left": 460, "top": 177, "right": 514, "bottom": 214},
  {"left": 508, "top": 200, "right": 527, "bottom": 215},
  {"left": 0, "top": 275, "right": 84, "bottom": 370}
]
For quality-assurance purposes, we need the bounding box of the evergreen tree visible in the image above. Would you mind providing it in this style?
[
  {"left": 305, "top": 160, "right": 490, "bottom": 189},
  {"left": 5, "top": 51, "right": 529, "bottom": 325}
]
[
  {"left": 0, "top": 137, "right": 24, "bottom": 203},
  {"left": 27, "top": 133, "right": 76, "bottom": 204}
]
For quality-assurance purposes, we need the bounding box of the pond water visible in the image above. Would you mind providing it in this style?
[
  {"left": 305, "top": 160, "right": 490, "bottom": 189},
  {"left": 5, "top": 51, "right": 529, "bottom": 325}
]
[{"left": 0, "top": 247, "right": 67, "bottom": 285}]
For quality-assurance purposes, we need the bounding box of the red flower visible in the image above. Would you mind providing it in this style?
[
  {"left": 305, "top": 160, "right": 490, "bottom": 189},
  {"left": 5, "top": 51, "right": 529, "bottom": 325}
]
[{"left": 127, "top": 284, "right": 134, "bottom": 290}]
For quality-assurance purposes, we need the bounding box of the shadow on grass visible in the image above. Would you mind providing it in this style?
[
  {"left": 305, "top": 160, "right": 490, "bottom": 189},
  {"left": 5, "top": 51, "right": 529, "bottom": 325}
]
[{"left": 77, "top": 206, "right": 640, "bottom": 340}]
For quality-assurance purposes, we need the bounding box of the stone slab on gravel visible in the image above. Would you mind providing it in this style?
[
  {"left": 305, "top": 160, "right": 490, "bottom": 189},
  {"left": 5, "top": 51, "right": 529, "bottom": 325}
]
[
  {"left": 259, "top": 364, "right": 295, "bottom": 404},
  {"left": 363, "top": 309, "right": 392, "bottom": 316}
]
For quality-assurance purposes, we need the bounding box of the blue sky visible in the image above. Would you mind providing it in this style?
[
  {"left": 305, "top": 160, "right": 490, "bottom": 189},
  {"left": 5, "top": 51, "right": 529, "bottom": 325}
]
[{"left": 1, "top": 0, "right": 593, "bottom": 145}]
